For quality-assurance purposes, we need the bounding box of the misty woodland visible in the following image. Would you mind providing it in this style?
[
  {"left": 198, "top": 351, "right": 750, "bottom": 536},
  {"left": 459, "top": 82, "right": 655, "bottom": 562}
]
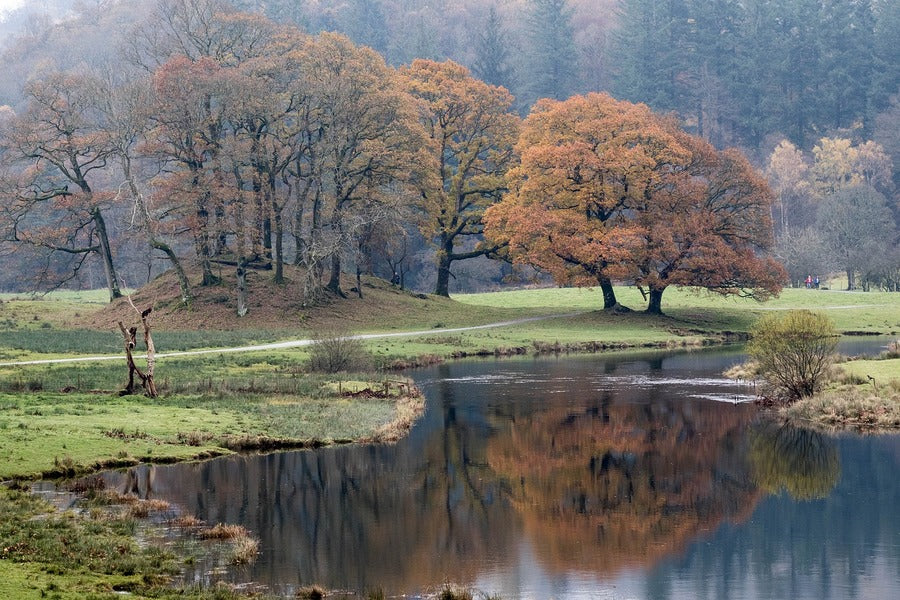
[{"left": 0, "top": 0, "right": 897, "bottom": 310}]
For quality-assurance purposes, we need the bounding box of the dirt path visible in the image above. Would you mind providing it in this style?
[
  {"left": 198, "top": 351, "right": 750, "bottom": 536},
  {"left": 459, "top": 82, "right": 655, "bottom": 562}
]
[{"left": 0, "top": 313, "right": 583, "bottom": 367}]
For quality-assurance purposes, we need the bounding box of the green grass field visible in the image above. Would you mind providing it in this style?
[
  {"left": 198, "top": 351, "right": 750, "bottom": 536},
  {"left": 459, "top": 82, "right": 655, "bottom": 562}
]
[
  {"left": 4, "top": 285, "right": 895, "bottom": 365},
  {"left": 0, "top": 367, "right": 418, "bottom": 481}
]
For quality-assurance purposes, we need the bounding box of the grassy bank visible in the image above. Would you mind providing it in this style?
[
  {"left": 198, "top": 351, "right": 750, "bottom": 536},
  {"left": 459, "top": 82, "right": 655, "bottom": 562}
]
[
  {"left": 0, "top": 367, "right": 422, "bottom": 481},
  {"left": 1, "top": 282, "right": 896, "bottom": 598},
  {"left": 781, "top": 357, "right": 900, "bottom": 430},
  {"left": 1, "top": 283, "right": 896, "bottom": 472}
]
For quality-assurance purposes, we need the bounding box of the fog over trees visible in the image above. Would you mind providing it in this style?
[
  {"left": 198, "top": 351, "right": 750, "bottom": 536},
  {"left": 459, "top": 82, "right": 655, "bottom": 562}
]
[{"left": 0, "top": 0, "right": 896, "bottom": 303}]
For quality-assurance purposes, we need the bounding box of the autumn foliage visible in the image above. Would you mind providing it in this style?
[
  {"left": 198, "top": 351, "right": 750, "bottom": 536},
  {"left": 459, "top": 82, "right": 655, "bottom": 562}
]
[
  {"left": 485, "top": 92, "right": 786, "bottom": 314},
  {"left": 400, "top": 59, "right": 520, "bottom": 296},
  {"left": 1, "top": 5, "right": 785, "bottom": 314}
]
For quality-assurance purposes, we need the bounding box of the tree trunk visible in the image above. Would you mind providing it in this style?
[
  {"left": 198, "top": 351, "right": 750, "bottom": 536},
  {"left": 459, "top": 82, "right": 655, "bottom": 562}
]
[
  {"left": 118, "top": 306, "right": 157, "bottom": 398},
  {"left": 153, "top": 241, "right": 192, "bottom": 305},
  {"left": 140, "top": 307, "right": 158, "bottom": 398},
  {"left": 119, "top": 322, "right": 137, "bottom": 395},
  {"left": 123, "top": 154, "right": 192, "bottom": 305},
  {"left": 599, "top": 277, "right": 618, "bottom": 310},
  {"left": 273, "top": 208, "right": 284, "bottom": 284},
  {"left": 196, "top": 204, "right": 218, "bottom": 286},
  {"left": 327, "top": 252, "right": 345, "bottom": 296},
  {"left": 236, "top": 263, "right": 248, "bottom": 317},
  {"left": 90, "top": 207, "right": 122, "bottom": 301},
  {"left": 846, "top": 268, "right": 854, "bottom": 291},
  {"left": 646, "top": 287, "right": 665, "bottom": 315},
  {"left": 356, "top": 265, "right": 363, "bottom": 299},
  {"left": 434, "top": 245, "right": 452, "bottom": 297}
]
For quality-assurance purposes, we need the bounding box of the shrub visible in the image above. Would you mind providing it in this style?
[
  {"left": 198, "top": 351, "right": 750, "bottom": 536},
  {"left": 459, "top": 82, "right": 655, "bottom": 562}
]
[
  {"left": 748, "top": 310, "right": 838, "bottom": 401},
  {"left": 307, "top": 330, "right": 373, "bottom": 374}
]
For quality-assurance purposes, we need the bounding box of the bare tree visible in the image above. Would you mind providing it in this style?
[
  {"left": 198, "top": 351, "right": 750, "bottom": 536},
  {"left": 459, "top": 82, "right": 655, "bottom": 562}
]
[{"left": 0, "top": 71, "right": 123, "bottom": 301}]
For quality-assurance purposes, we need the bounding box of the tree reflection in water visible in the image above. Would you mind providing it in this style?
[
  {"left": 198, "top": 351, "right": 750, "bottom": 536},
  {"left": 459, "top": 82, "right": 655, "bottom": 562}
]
[
  {"left": 485, "top": 393, "right": 762, "bottom": 575},
  {"left": 749, "top": 421, "right": 840, "bottom": 500}
]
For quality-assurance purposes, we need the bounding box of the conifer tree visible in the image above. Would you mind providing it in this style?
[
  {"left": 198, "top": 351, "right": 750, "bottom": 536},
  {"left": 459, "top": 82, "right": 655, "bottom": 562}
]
[
  {"left": 472, "top": 6, "right": 515, "bottom": 93},
  {"left": 523, "top": 0, "right": 578, "bottom": 106}
]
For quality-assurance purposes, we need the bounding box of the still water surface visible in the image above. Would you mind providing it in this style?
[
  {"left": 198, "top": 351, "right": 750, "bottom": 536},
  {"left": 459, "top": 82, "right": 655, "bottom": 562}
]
[{"left": 98, "top": 342, "right": 899, "bottom": 599}]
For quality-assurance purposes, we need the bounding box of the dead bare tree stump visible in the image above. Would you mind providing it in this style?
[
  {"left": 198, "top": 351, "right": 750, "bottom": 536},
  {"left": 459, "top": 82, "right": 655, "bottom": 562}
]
[{"left": 119, "top": 304, "right": 158, "bottom": 398}]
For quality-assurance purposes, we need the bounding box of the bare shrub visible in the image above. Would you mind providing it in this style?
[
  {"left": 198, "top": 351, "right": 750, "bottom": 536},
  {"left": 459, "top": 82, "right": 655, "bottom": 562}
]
[
  {"left": 748, "top": 310, "right": 838, "bottom": 401},
  {"left": 307, "top": 330, "right": 373, "bottom": 374}
]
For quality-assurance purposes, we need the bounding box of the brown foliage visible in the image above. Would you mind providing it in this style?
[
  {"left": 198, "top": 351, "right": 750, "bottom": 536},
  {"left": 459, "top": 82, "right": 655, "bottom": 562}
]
[
  {"left": 486, "top": 399, "right": 761, "bottom": 575},
  {"left": 485, "top": 92, "right": 786, "bottom": 314}
]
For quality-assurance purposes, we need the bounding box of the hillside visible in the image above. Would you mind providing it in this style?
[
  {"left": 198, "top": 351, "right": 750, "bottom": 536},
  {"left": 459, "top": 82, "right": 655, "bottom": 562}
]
[{"left": 82, "top": 265, "right": 528, "bottom": 334}]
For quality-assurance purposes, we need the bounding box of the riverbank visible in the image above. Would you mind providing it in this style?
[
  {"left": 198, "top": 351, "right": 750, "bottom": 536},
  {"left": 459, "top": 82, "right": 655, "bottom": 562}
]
[
  {"left": 0, "top": 374, "right": 423, "bottom": 599},
  {"left": 0, "top": 481, "right": 251, "bottom": 600},
  {"left": 0, "top": 283, "right": 896, "bottom": 597},
  {"left": 0, "top": 375, "right": 422, "bottom": 481},
  {"left": 781, "top": 357, "right": 900, "bottom": 431}
]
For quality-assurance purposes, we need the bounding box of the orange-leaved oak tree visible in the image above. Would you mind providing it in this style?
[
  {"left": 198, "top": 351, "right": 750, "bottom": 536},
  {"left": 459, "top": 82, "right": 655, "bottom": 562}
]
[
  {"left": 485, "top": 92, "right": 786, "bottom": 314},
  {"left": 400, "top": 59, "right": 520, "bottom": 297},
  {"left": 484, "top": 92, "right": 688, "bottom": 310},
  {"left": 624, "top": 131, "right": 786, "bottom": 314}
]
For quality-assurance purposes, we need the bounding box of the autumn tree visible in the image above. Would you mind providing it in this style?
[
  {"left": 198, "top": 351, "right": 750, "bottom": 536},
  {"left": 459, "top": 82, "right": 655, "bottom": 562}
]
[
  {"left": 485, "top": 93, "right": 784, "bottom": 314},
  {"left": 146, "top": 55, "right": 231, "bottom": 287},
  {"left": 624, "top": 132, "right": 786, "bottom": 314},
  {"left": 293, "top": 33, "right": 427, "bottom": 299},
  {"left": 765, "top": 137, "right": 896, "bottom": 288},
  {"left": 815, "top": 184, "right": 896, "bottom": 290},
  {"left": 484, "top": 93, "right": 687, "bottom": 310},
  {"left": 401, "top": 59, "right": 519, "bottom": 297},
  {"left": 0, "top": 71, "right": 123, "bottom": 301},
  {"left": 766, "top": 139, "right": 814, "bottom": 234},
  {"left": 97, "top": 71, "right": 194, "bottom": 305}
]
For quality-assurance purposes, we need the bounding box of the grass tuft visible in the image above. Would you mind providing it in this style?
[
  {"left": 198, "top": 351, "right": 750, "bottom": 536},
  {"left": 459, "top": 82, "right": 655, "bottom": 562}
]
[
  {"left": 227, "top": 535, "right": 259, "bottom": 565},
  {"left": 296, "top": 584, "right": 328, "bottom": 599},
  {"left": 197, "top": 523, "right": 250, "bottom": 541}
]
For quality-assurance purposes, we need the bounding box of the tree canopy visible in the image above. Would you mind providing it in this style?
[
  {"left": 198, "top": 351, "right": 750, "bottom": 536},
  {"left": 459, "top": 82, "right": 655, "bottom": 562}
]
[{"left": 485, "top": 93, "right": 785, "bottom": 314}]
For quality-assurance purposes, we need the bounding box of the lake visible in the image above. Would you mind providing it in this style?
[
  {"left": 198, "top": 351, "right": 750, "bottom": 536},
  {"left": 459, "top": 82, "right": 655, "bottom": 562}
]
[{"left": 91, "top": 342, "right": 900, "bottom": 599}]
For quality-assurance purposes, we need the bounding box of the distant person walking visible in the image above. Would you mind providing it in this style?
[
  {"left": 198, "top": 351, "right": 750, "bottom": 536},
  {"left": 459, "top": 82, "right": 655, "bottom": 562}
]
[
  {"left": 814, "top": 276, "right": 820, "bottom": 289},
  {"left": 805, "top": 275, "right": 812, "bottom": 289}
]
